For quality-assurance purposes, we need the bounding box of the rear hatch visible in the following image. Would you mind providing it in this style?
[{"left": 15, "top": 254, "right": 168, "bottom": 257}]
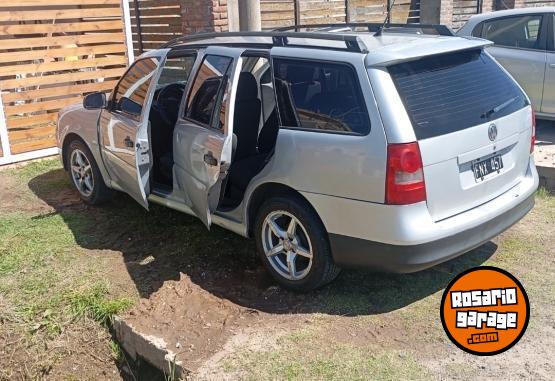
[{"left": 389, "top": 49, "right": 532, "bottom": 221}]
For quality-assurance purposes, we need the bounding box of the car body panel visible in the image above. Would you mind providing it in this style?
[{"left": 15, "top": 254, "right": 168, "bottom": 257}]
[
  {"left": 254, "top": 47, "right": 388, "bottom": 203},
  {"left": 364, "top": 34, "right": 491, "bottom": 66},
  {"left": 173, "top": 46, "right": 244, "bottom": 228},
  {"left": 458, "top": 7, "right": 555, "bottom": 117},
  {"left": 57, "top": 104, "right": 112, "bottom": 185},
  {"left": 99, "top": 53, "right": 168, "bottom": 208},
  {"left": 486, "top": 46, "right": 546, "bottom": 112},
  {"left": 420, "top": 106, "right": 533, "bottom": 221},
  {"left": 543, "top": 13, "right": 555, "bottom": 114},
  {"left": 302, "top": 158, "right": 537, "bottom": 246},
  {"left": 544, "top": 54, "right": 555, "bottom": 114}
]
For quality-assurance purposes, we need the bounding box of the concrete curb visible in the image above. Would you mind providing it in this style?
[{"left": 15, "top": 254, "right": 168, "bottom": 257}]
[
  {"left": 537, "top": 165, "right": 555, "bottom": 191},
  {"left": 112, "top": 316, "right": 187, "bottom": 379}
]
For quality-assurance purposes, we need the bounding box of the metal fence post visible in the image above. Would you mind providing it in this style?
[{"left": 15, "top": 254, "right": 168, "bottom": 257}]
[
  {"left": 132, "top": 0, "right": 144, "bottom": 54},
  {"left": 122, "top": 0, "right": 136, "bottom": 63}
]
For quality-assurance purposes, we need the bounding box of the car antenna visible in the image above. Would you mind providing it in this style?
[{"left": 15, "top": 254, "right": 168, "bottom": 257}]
[{"left": 374, "top": 0, "right": 396, "bottom": 37}]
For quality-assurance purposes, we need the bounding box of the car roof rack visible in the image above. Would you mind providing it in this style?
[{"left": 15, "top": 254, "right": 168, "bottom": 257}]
[
  {"left": 160, "top": 31, "right": 369, "bottom": 53},
  {"left": 274, "top": 23, "right": 455, "bottom": 37}
]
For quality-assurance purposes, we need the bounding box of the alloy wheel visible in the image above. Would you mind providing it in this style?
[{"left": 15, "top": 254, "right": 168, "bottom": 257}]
[
  {"left": 261, "top": 210, "right": 313, "bottom": 281},
  {"left": 70, "top": 149, "right": 94, "bottom": 197}
]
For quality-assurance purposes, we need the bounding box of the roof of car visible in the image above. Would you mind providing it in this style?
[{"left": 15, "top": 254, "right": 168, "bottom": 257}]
[
  {"left": 155, "top": 30, "right": 490, "bottom": 67},
  {"left": 466, "top": 6, "right": 555, "bottom": 23},
  {"left": 457, "top": 6, "right": 555, "bottom": 36}
]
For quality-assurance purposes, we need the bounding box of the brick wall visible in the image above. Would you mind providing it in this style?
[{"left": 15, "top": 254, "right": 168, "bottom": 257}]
[
  {"left": 181, "top": 0, "right": 229, "bottom": 34},
  {"left": 498, "top": 0, "right": 555, "bottom": 9}
]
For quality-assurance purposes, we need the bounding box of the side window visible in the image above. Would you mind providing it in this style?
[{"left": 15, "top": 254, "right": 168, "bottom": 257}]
[
  {"left": 158, "top": 55, "right": 197, "bottom": 86},
  {"left": 480, "top": 15, "right": 544, "bottom": 50},
  {"left": 112, "top": 57, "right": 160, "bottom": 121},
  {"left": 272, "top": 58, "right": 370, "bottom": 135},
  {"left": 185, "top": 55, "right": 233, "bottom": 129}
]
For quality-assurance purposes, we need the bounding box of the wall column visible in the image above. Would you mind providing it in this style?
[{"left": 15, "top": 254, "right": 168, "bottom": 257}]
[
  {"left": 238, "top": 0, "right": 261, "bottom": 31},
  {"left": 420, "top": 0, "right": 453, "bottom": 25}
]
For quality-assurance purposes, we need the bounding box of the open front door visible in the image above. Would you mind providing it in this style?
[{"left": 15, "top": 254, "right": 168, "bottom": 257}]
[
  {"left": 99, "top": 50, "right": 170, "bottom": 209},
  {"left": 175, "top": 46, "right": 244, "bottom": 228}
]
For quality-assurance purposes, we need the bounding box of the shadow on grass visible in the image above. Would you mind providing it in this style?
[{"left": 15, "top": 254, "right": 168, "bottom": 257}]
[{"left": 28, "top": 169, "right": 495, "bottom": 316}]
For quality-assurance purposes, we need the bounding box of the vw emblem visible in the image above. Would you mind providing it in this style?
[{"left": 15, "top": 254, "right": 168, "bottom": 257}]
[{"left": 488, "top": 123, "right": 498, "bottom": 141}]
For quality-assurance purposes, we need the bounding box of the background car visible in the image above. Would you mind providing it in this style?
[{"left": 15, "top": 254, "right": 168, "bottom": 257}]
[{"left": 458, "top": 7, "right": 555, "bottom": 120}]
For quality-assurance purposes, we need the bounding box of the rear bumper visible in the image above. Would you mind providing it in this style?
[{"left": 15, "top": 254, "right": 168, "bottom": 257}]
[
  {"left": 302, "top": 158, "right": 538, "bottom": 273},
  {"left": 328, "top": 193, "right": 534, "bottom": 272}
]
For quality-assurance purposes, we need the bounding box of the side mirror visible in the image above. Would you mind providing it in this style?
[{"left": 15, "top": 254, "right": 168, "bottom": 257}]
[{"left": 83, "top": 92, "right": 107, "bottom": 110}]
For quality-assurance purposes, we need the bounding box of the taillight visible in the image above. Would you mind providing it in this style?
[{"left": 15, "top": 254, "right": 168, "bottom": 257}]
[
  {"left": 530, "top": 109, "right": 536, "bottom": 154},
  {"left": 386, "top": 142, "right": 426, "bottom": 205}
]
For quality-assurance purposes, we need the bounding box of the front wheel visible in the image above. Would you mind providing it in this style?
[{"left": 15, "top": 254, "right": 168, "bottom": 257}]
[
  {"left": 254, "top": 195, "right": 340, "bottom": 292},
  {"left": 66, "top": 139, "right": 113, "bottom": 205}
]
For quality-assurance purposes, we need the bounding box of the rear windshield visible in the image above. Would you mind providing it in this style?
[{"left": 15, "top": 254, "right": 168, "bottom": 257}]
[{"left": 389, "top": 49, "right": 528, "bottom": 140}]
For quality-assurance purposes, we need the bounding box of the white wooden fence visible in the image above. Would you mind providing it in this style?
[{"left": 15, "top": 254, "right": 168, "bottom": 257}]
[{"left": 0, "top": 0, "right": 134, "bottom": 166}]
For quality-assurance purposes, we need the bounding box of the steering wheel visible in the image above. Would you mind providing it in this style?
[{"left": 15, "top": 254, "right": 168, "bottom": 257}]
[{"left": 155, "top": 83, "right": 186, "bottom": 127}]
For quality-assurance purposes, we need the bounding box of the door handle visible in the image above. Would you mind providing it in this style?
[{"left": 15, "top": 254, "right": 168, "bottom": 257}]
[
  {"left": 203, "top": 152, "right": 218, "bottom": 166},
  {"left": 549, "top": 63, "right": 555, "bottom": 68},
  {"left": 124, "top": 136, "right": 134, "bottom": 148}
]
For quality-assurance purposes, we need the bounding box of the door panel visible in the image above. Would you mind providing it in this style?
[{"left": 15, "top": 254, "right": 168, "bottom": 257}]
[
  {"left": 543, "top": 52, "right": 555, "bottom": 114},
  {"left": 99, "top": 51, "right": 169, "bottom": 208},
  {"left": 487, "top": 46, "right": 546, "bottom": 112},
  {"left": 541, "top": 14, "right": 555, "bottom": 114},
  {"left": 174, "top": 46, "right": 244, "bottom": 228}
]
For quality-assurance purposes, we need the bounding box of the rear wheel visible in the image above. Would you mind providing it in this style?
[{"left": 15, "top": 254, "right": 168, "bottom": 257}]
[
  {"left": 254, "top": 195, "right": 340, "bottom": 292},
  {"left": 66, "top": 139, "right": 113, "bottom": 205}
]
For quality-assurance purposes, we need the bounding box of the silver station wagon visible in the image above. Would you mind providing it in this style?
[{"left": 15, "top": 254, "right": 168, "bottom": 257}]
[{"left": 57, "top": 23, "right": 539, "bottom": 291}]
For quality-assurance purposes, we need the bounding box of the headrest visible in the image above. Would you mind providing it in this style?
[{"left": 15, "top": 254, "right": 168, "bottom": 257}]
[
  {"left": 287, "top": 65, "right": 315, "bottom": 84},
  {"left": 236, "top": 72, "right": 258, "bottom": 101}
]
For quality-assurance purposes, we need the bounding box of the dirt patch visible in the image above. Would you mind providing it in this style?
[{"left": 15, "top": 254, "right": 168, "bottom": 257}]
[
  {"left": 535, "top": 120, "right": 555, "bottom": 168},
  {"left": 0, "top": 165, "right": 80, "bottom": 215},
  {"left": 2, "top": 159, "right": 554, "bottom": 380},
  {"left": 120, "top": 273, "right": 300, "bottom": 373}
]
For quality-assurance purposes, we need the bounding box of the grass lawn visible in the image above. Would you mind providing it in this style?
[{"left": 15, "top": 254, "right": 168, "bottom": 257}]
[{"left": 0, "top": 158, "right": 554, "bottom": 380}]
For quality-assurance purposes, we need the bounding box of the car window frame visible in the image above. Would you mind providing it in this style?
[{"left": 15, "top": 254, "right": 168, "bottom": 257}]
[
  {"left": 548, "top": 12, "right": 555, "bottom": 52},
  {"left": 270, "top": 56, "right": 372, "bottom": 136},
  {"left": 182, "top": 53, "right": 234, "bottom": 134},
  {"left": 156, "top": 48, "right": 199, "bottom": 122},
  {"left": 242, "top": 49, "right": 273, "bottom": 125},
  {"left": 109, "top": 56, "right": 162, "bottom": 122},
  {"left": 473, "top": 13, "right": 549, "bottom": 52},
  {"left": 156, "top": 50, "right": 198, "bottom": 88}
]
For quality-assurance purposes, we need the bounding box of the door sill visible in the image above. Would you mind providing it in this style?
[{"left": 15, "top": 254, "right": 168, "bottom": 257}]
[{"left": 151, "top": 182, "right": 172, "bottom": 198}]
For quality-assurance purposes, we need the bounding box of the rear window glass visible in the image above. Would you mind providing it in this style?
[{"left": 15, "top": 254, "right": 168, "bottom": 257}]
[
  {"left": 273, "top": 58, "right": 370, "bottom": 135},
  {"left": 389, "top": 49, "right": 528, "bottom": 140}
]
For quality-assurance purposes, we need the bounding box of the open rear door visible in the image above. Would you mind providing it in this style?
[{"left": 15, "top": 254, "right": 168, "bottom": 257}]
[
  {"left": 99, "top": 49, "right": 170, "bottom": 209},
  {"left": 176, "top": 46, "right": 244, "bottom": 228}
]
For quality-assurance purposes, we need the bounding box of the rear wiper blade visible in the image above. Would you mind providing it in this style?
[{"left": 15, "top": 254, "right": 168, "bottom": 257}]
[{"left": 481, "top": 97, "right": 518, "bottom": 119}]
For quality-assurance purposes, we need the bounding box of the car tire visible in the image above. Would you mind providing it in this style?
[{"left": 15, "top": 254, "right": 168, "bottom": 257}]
[
  {"left": 254, "top": 194, "right": 341, "bottom": 292},
  {"left": 66, "top": 139, "right": 113, "bottom": 205}
]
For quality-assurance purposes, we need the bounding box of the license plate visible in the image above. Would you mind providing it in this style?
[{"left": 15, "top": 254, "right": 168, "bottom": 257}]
[{"left": 472, "top": 155, "right": 503, "bottom": 181}]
